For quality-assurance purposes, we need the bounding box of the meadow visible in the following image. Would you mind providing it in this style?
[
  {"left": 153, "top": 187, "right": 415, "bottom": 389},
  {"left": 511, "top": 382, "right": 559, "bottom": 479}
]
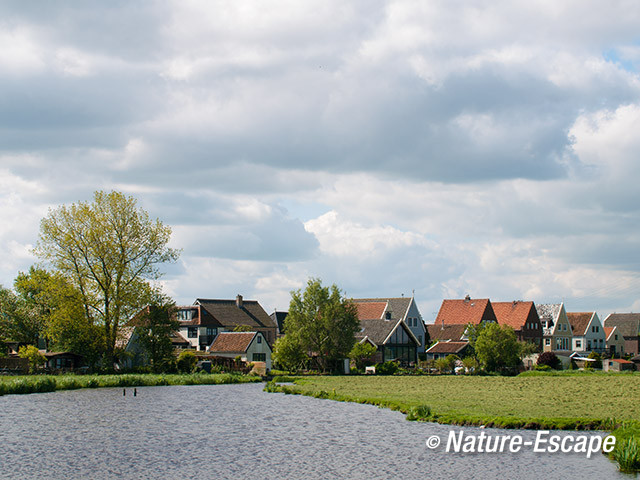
[{"left": 268, "top": 372, "right": 640, "bottom": 430}]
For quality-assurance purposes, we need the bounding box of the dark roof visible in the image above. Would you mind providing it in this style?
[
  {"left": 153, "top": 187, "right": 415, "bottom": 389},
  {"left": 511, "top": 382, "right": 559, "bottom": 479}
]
[
  {"left": 195, "top": 298, "right": 277, "bottom": 330},
  {"left": 170, "top": 331, "right": 190, "bottom": 347},
  {"left": 492, "top": 301, "right": 538, "bottom": 330},
  {"left": 567, "top": 312, "right": 594, "bottom": 336},
  {"left": 270, "top": 311, "right": 288, "bottom": 333},
  {"left": 426, "top": 323, "right": 467, "bottom": 342},
  {"left": 209, "top": 332, "right": 258, "bottom": 353},
  {"left": 356, "top": 319, "right": 418, "bottom": 347},
  {"left": 603, "top": 313, "right": 640, "bottom": 337},
  {"left": 435, "top": 298, "right": 495, "bottom": 325},
  {"left": 425, "top": 341, "right": 469, "bottom": 355}
]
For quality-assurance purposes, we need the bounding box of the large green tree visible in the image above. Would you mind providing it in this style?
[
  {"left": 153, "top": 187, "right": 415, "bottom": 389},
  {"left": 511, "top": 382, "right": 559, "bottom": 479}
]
[
  {"left": 35, "top": 190, "right": 180, "bottom": 365},
  {"left": 281, "top": 278, "right": 359, "bottom": 373},
  {"left": 0, "top": 284, "right": 41, "bottom": 346},
  {"left": 474, "top": 322, "right": 521, "bottom": 373},
  {"left": 132, "top": 297, "right": 179, "bottom": 372}
]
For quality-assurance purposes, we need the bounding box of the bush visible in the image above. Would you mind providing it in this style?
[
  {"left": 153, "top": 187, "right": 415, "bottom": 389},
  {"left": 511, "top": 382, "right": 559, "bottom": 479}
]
[
  {"left": 588, "top": 351, "right": 603, "bottom": 369},
  {"left": 176, "top": 351, "right": 197, "bottom": 373},
  {"left": 534, "top": 364, "right": 552, "bottom": 371},
  {"left": 537, "top": 352, "right": 561, "bottom": 370},
  {"left": 375, "top": 361, "right": 399, "bottom": 375},
  {"left": 406, "top": 405, "right": 431, "bottom": 421}
]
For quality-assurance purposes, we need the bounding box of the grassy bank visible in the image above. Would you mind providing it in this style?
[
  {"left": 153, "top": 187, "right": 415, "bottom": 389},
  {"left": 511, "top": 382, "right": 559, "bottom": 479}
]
[
  {"left": 266, "top": 374, "right": 640, "bottom": 430},
  {"left": 0, "top": 372, "right": 262, "bottom": 396}
]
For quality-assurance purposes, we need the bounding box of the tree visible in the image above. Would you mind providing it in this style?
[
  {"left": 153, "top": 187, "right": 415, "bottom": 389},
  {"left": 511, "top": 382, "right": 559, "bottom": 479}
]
[
  {"left": 132, "top": 297, "right": 179, "bottom": 372},
  {"left": 15, "top": 267, "right": 104, "bottom": 366},
  {"left": 474, "top": 323, "right": 521, "bottom": 373},
  {"left": 272, "top": 334, "right": 308, "bottom": 373},
  {"left": 176, "top": 350, "right": 197, "bottom": 373},
  {"left": 462, "top": 356, "right": 479, "bottom": 374},
  {"left": 18, "top": 345, "right": 46, "bottom": 373},
  {"left": 35, "top": 190, "right": 180, "bottom": 366},
  {"left": 282, "top": 278, "right": 359, "bottom": 372},
  {"left": 537, "top": 351, "right": 561, "bottom": 370},
  {"left": 349, "top": 341, "right": 377, "bottom": 370},
  {"left": 0, "top": 284, "right": 41, "bottom": 346}
]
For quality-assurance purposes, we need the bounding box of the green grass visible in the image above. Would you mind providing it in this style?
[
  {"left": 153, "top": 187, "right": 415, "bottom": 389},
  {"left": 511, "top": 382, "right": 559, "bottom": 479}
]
[
  {"left": 266, "top": 374, "right": 640, "bottom": 430},
  {"left": 0, "top": 372, "right": 262, "bottom": 396}
]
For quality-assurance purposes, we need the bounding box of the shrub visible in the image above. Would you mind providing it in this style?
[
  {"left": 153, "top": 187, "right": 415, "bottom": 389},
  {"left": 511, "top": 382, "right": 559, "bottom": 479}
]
[
  {"left": 406, "top": 405, "right": 432, "bottom": 421},
  {"left": 537, "top": 352, "right": 561, "bottom": 370},
  {"left": 176, "top": 351, "right": 197, "bottom": 373},
  {"left": 612, "top": 437, "right": 640, "bottom": 473},
  {"left": 588, "top": 351, "right": 603, "bottom": 369},
  {"left": 375, "top": 361, "right": 399, "bottom": 375}
]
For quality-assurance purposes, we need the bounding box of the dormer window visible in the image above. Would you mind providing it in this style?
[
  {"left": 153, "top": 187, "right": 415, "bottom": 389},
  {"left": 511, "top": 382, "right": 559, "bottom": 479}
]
[
  {"left": 385, "top": 312, "right": 391, "bottom": 320},
  {"left": 177, "top": 309, "right": 193, "bottom": 321}
]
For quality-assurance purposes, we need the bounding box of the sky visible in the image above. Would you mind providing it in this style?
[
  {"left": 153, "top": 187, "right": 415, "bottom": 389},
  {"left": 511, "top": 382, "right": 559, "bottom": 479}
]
[{"left": 1, "top": 0, "right": 640, "bottom": 323}]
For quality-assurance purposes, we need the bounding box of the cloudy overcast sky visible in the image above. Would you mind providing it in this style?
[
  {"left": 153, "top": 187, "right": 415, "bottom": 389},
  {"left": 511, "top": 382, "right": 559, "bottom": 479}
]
[{"left": 2, "top": 0, "right": 640, "bottom": 321}]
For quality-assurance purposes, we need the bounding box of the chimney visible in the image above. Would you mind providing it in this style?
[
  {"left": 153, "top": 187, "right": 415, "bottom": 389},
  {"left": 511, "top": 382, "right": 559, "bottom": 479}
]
[
  {"left": 464, "top": 294, "right": 471, "bottom": 303},
  {"left": 236, "top": 294, "right": 243, "bottom": 308}
]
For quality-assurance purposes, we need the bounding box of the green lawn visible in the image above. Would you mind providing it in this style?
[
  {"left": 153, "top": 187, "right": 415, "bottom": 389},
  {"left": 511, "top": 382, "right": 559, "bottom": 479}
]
[{"left": 270, "top": 373, "right": 640, "bottom": 428}]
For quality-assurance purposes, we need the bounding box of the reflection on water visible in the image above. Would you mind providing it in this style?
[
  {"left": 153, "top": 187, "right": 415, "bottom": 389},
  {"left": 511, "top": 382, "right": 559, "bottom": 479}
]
[{"left": 0, "top": 383, "right": 628, "bottom": 480}]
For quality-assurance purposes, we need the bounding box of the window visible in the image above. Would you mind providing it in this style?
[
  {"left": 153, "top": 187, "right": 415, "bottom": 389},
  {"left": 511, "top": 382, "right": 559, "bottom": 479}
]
[
  {"left": 177, "top": 309, "right": 193, "bottom": 321},
  {"left": 252, "top": 353, "right": 266, "bottom": 362},
  {"left": 257, "top": 335, "right": 262, "bottom": 344},
  {"left": 206, "top": 327, "right": 217, "bottom": 337},
  {"left": 187, "top": 327, "right": 198, "bottom": 338},
  {"left": 575, "top": 340, "right": 581, "bottom": 348},
  {"left": 587, "top": 341, "right": 591, "bottom": 350},
  {"left": 545, "top": 338, "right": 550, "bottom": 346},
  {"left": 615, "top": 334, "right": 618, "bottom": 340}
]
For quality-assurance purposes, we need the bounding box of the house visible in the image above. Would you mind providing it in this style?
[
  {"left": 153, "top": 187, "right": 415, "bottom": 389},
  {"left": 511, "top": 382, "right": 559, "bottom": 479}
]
[
  {"left": 352, "top": 296, "right": 427, "bottom": 353},
  {"left": 604, "top": 326, "right": 625, "bottom": 357},
  {"left": 492, "top": 301, "right": 543, "bottom": 348},
  {"left": 567, "top": 312, "right": 606, "bottom": 354},
  {"left": 603, "top": 313, "right": 640, "bottom": 356},
  {"left": 175, "top": 295, "right": 278, "bottom": 351},
  {"left": 354, "top": 300, "right": 420, "bottom": 365},
  {"left": 424, "top": 341, "right": 470, "bottom": 361},
  {"left": 118, "top": 326, "right": 191, "bottom": 369},
  {"left": 603, "top": 358, "right": 636, "bottom": 372},
  {"left": 434, "top": 296, "right": 497, "bottom": 326},
  {"left": 208, "top": 331, "right": 272, "bottom": 371},
  {"left": 536, "top": 303, "right": 572, "bottom": 353},
  {"left": 44, "top": 352, "right": 84, "bottom": 371},
  {"left": 270, "top": 310, "right": 288, "bottom": 337}
]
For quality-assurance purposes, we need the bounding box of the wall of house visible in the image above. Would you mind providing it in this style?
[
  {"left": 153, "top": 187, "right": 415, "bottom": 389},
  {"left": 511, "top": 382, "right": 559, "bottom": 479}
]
[
  {"left": 246, "top": 334, "right": 272, "bottom": 370},
  {"left": 404, "top": 300, "right": 426, "bottom": 353},
  {"left": 552, "top": 309, "right": 572, "bottom": 352},
  {"left": 606, "top": 332, "right": 625, "bottom": 356},
  {"left": 519, "top": 308, "right": 543, "bottom": 348},
  {"left": 581, "top": 315, "right": 606, "bottom": 353}
]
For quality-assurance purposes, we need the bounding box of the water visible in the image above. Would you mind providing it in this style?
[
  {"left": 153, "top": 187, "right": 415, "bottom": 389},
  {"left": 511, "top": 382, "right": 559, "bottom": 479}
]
[{"left": 0, "top": 383, "right": 631, "bottom": 479}]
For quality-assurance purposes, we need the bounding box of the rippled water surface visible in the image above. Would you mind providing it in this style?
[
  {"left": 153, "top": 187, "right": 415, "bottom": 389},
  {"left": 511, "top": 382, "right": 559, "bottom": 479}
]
[{"left": 0, "top": 383, "right": 629, "bottom": 479}]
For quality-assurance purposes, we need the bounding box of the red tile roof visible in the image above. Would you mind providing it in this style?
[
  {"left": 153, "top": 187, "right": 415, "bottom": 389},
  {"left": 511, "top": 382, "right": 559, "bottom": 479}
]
[
  {"left": 604, "top": 326, "right": 615, "bottom": 340},
  {"left": 434, "top": 298, "right": 495, "bottom": 325},
  {"left": 209, "top": 332, "right": 257, "bottom": 353},
  {"left": 426, "top": 323, "right": 467, "bottom": 342},
  {"left": 492, "top": 301, "right": 536, "bottom": 330},
  {"left": 611, "top": 359, "right": 633, "bottom": 364},
  {"left": 354, "top": 301, "right": 387, "bottom": 320}
]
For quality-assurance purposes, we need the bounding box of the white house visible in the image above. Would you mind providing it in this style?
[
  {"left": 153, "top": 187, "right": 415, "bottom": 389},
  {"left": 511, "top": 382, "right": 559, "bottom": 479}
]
[
  {"left": 208, "top": 331, "right": 272, "bottom": 371},
  {"left": 568, "top": 312, "right": 606, "bottom": 353}
]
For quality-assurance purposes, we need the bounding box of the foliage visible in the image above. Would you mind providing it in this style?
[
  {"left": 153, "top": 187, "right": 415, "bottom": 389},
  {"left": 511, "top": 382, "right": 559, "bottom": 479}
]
[
  {"left": 349, "top": 341, "right": 377, "bottom": 370},
  {"left": 537, "top": 351, "right": 561, "bottom": 370},
  {"left": 588, "top": 351, "right": 603, "bottom": 369},
  {"left": 132, "top": 297, "right": 179, "bottom": 373},
  {"left": 18, "top": 345, "right": 46, "bottom": 373},
  {"left": 281, "top": 278, "right": 360, "bottom": 373},
  {"left": 0, "top": 284, "right": 42, "bottom": 346},
  {"left": 272, "top": 334, "right": 308, "bottom": 373},
  {"left": 519, "top": 341, "right": 539, "bottom": 358},
  {"left": 375, "top": 361, "right": 399, "bottom": 375},
  {"left": 176, "top": 350, "right": 197, "bottom": 373},
  {"left": 474, "top": 323, "right": 521, "bottom": 373},
  {"left": 233, "top": 325, "right": 254, "bottom": 332},
  {"left": 609, "top": 427, "right": 640, "bottom": 473},
  {"left": 35, "top": 190, "right": 180, "bottom": 365},
  {"left": 462, "top": 356, "right": 479, "bottom": 374}
]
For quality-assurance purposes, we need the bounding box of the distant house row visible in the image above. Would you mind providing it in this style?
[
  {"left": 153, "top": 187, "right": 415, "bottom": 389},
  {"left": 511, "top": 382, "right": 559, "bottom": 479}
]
[{"left": 425, "top": 295, "right": 640, "bottom": 365}]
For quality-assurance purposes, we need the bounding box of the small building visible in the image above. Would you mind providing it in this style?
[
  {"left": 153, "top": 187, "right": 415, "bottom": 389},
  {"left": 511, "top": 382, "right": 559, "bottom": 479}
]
[
  {"left": 604, "top": 326, "right": 625, "bottom": 357},
  {"left": 424, "top": 341, "right": 469, "bottom": 361},
  {"left": 603, "top": 358, "right": 636, "bottom": 372},
  {"left": 44, "top": 352, "right": 84, "bottom": 371},
  {"left": 208, "top": 331, "right": 272, "bottom": 371}
]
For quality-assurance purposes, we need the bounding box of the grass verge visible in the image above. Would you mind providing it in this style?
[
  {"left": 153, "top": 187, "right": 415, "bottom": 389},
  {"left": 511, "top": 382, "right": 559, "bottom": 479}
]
[{"left": 0, "top": 373, "right": 261, "bottom": 396}]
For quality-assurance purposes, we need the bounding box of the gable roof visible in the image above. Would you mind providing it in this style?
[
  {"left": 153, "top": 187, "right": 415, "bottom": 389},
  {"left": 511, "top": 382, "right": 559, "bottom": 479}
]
[
  {"left": 604, "top": 326, "right": 617, "bottom": 340},
  {"left": 536, "top": 303, "right": 561, "bottom": 323},
  {"left": 356, "top": 318, "right": 419, "bottom": 347},
  {"left": 195, "top": 298, "right": 276, "bottom": 330},
  {"left": 352, "top": 297, "right": 413, "bottom": 322},
  {"left": 209, "top": 332, "right": 268, "bottom": 353},
  {"left": 355, "top": 301, "right": 387, "bottom": 320},
  {"left": 426, "top": 323, "right": 467, "bottom": 342},
  {"left": 567, "top": 312, "right": 594, "bottom": 336},
  {"left": 434, "top": 297, "right": 495, "bottom": 326},
  {"left": 270, "top": 311, "right": 288, "bottom": 333},
  {"left": 603, "top": 313, "right": 640, "bottom": 337},
  {"left": 425, "top": 341, "right": 469, "bottom": 355},
  {"left": 492, "top": 301, "right": 537, "bottom": 330}
]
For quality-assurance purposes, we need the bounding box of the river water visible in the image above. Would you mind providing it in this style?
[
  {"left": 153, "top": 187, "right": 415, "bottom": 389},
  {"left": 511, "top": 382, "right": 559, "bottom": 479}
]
[{"left": 0, "top": 383, "right": 630, "bottom": 479}]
